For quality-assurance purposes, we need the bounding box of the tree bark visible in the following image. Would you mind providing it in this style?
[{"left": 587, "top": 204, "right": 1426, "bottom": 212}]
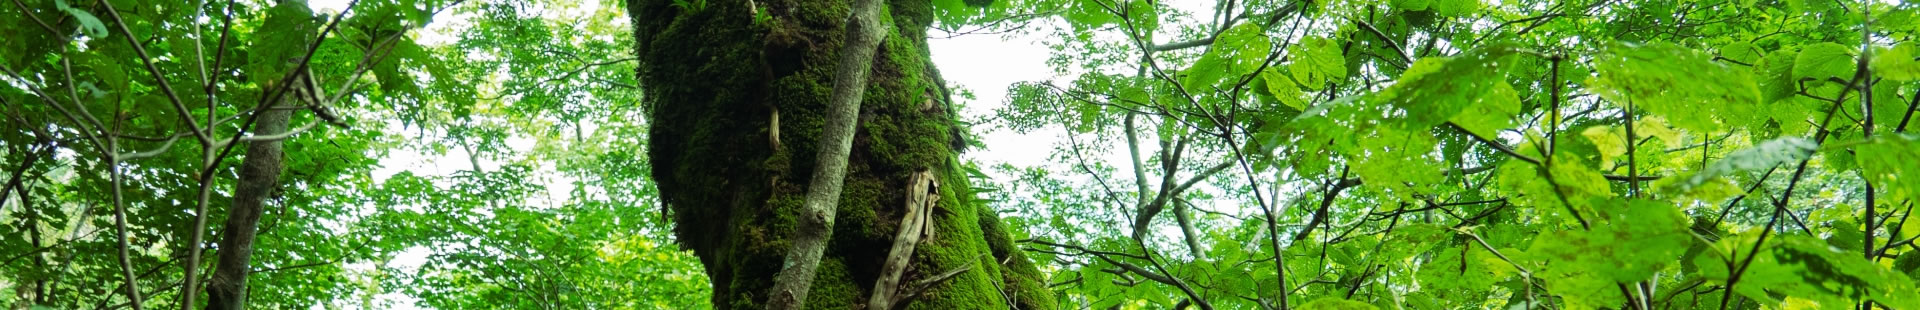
[
  {"left": 204, "top": 106, "right": 292, "bottom": 310},
  {"left": 627, "top": 0, "right": 1057, "bottom": 309}
]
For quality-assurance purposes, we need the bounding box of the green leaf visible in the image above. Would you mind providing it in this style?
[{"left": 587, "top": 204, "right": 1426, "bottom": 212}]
[
  {"left": 1446, "top": 80, "right": 1520, "bottom": 139},
  {"left": 1299, "top": 297, "right": 1379, "bottom": 310},
  {"left": 1719, "top": 41, "right": 1763, "bottom": 64},
  {"left": 249, "top": 0, "right": 321, "bottom": 86},
  {"left": 1589, "top": 42, "right": 1763, "bottom": 132},
  {"left": 1872, "top": 42, "right": 1920, "bottom": 81},
  {"left": 1520, "top": 199, "right": 1691, "bottom": 308},
  {"left": 1382, "top": 224, "right": 1450, "bottom": 260},
  {"left": 1532, "top": 199, "right": 1692, "bottom": 282},
  {"left": 1896, "top": 251, "right": 1920, "bottom": 280},
  {"left": 1755, "top": 48, "right": 1801, "bottom": 103},
  {"left": 1580, "top": 126, "right": 1626, "bottom": 170},
  {"left": 1429, "top": 0, "right": 1480, "bottom": 17},
  {"left": 1391, "top": 0, "right": 1431, "bottom": 11},
  {"left": 1289, "top": 36, "right": 1346, "bottom": 89},
  {"left": 932, "top": 0, "right": 969, "bottom": 20},
  {"left": 1352, "top": 126, "right": 1443, "bottom": 199},
  {"left": 1794, "top": 42, "right": 1857, "bottom": 84},
  {"left": 1664, "top": 137, "right": 1816, "bottom": 195},
  {"left": 1183, "top": 23, "right": 1271, "bottom": 92},
  {"left": 1827, "top": 220, "right": 1863, "bottom": 251},
  {"left": 1696, "top": 235, "right": 1920, "bottom": 309},
  {"left": 54, "top": 0, "right": 107, "bottom": 38},
  {"left": 1063, "top": 0, "right": 1119, "bottom": 29},
  {"left": 1261, "top": 69, "right": 1308, "bottom": 110},
  {"left": 1372, "top": 44, "right": 1520, "bottom": 129},
  {"left": 1858, "top": 134, "right": 1920, "bottom": 203}
]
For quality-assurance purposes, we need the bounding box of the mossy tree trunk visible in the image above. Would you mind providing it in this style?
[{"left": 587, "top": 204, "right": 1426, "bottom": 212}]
[{"left": 627, "top": 0, "right": 1056, "bottom": 309}]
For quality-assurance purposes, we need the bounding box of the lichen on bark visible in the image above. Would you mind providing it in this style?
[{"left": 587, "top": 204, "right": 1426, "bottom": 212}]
[{"left": 627, "top": 0, "right": 1056, "bottom": 309}]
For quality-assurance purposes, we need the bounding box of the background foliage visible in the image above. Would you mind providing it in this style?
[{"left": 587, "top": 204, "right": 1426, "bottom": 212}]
[
  {"left": 5, "top": 0, "right": 1920, "bottom": 309},
  {"left": 2, "top": 0, "right": 705, "bottom": 308}
]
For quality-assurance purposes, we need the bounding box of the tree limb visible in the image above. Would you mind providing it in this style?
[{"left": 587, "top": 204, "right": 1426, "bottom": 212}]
[
  {"left": 765, "top": 0, "right": 888, "bottom": 306},
  {"left": 867, "top": 172, "right": 937, "bottom": 310}
]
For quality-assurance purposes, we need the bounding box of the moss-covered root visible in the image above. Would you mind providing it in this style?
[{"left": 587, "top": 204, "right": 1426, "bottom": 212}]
[{"left": 627, "top": 0, "right": 1057, "bottom": 308}]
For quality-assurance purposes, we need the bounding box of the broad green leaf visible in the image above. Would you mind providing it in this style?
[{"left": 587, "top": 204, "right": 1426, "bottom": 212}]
[
  {"left": 1826, "top": 220, "right": 1864, "bottom": 251},
  {"left": 1581, "top": 126, "right": 1626, "bottom": 170},
  {"left": 1589, "top": 42, "right": 1763, "bottom": 132},
  {"left": 1062, "top": 0, "right": 1119, "bottom": 28},
  {"left": 1531, "top": 199, "right": 1691, "bottom": 282},
  {"left": 1897, "top": 251, "right": 1920, "bottom": 279},
  {"left": 1352, "top": 126, "right": 1442, "bottom": 199},
  {"left": 1858, "top": 134, "right": 1920, "bottom": 202},
  {"left": 1299, "top": 297, "right": 1379, "bottom": 310},
  {"left": 1261, "top": 69, "right": 1308, "bottom": 110},
  {"left": 1373, "top": 44, "right": 1519, "bottom": 129},
  {"left": 1382, "top": 224, "right": 1450, "bottom": 263},
  {"left": 1755, "top": 48, "right": 1801, "bottom": 103},
  {"left": 1548, "top": 152, "right": 1613, "bottom": 200},
  {"left": 1183, "top": 23, "right": 1271, "bottom": 92},
  {"left": 1430, "top": 0, "right": 1480, "bottom": 17},
  {"left": 1785, "top": 0, "right": 1841, "bottom": 15},
  {"left": 1539, "top": 269, "right": 1626, "bottom": 309},
  {"left": 1719, "top": 41, "right": 1763, "bottom": 64},
  {"left": 1289, "top": 36, "right": 1345, "bottom": 89},
  {"left": 1416, "top": 244, "right": 1516, "bottom": 305},
  {"left": 1872, "top": 42, "right": 1920, "bottom": 81},
  {"left": 250, "top": 0, "right": 322, "bottom": 86},
  {"left": 1522, "top": 199, "right": 1691, "bottom": 308},
  {"left": 1392, "top": 0, "right": 1431, "bottom": 11},
  {"left": 1635, "top": 116, "right": 1684, "bottom": 148},
  {"left": 1794, "top": 42, "right": 1857, "bottom": 84},
  {"left": 1446, "top": 80, "right": 1520, "bottom": 139},
  {"left": 54, "top": 0, "right": 107, "bottom": 38}
]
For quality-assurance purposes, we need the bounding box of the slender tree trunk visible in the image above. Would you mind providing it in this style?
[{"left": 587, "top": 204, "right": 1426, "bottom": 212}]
[
  {"left": 203, "top": 106, "right": 292, "bottom": 310},
  {"left": 627, "top": 0, "right": 1056, "bottom": 309},
  {"left": 18, "top": 157, "right": 49, "bottom": 305}
]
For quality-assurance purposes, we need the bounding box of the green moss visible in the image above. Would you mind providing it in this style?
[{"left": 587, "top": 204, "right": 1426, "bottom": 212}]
[
  {"left": 803, "top": 258, "right": 860, "bottom": 309},
  {"left": 978, "top": 204, "right": 1058, "bottom": 309},
  {"left": 833, "top": 179, "right": 889, "bottom": 242}
]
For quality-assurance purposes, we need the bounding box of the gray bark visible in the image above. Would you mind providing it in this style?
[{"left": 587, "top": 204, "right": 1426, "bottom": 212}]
[{"left": 204, "top": 106, "right": 292, "bottom": 310}]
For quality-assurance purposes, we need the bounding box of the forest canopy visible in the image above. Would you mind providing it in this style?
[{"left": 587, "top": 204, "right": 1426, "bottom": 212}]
[{"left": 5, "top": 0, "right": 1920, "bottom": 309}]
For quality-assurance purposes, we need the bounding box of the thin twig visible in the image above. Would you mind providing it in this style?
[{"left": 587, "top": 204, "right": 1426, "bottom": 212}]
[
  {"left": 101, "top": 0, "right": 212, "bottom": 146},
  {"left": 107, "top": 123, "right": 145, "bottom": 310},
  {"left": 1538, "top": 55, "right": 1592, "bottom": 229},
  {"left": 9, "top": 0, "right": 58, "bottom": 35}
]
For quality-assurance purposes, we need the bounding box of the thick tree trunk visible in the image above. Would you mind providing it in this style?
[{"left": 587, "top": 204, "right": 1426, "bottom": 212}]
[
  {"left": 204, "top": 107, "right": 292, "bottom": 310},
  {"left": 627, "top": 0, "right": 1056, "bottom": 309}
]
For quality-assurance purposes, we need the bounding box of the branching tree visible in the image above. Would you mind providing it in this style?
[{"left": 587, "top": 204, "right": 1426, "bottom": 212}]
[{"left": 626, "top": 0, "right": 1057, "bottom": 308}]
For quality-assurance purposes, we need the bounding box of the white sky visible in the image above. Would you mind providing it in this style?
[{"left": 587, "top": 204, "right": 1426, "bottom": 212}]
[{"left": 931, "top": 35, "right": 1063, "bottom": 168}]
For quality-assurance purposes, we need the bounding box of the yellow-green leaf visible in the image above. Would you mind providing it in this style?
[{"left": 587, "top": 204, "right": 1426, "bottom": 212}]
[{"left": 1872, "top": 42, "right": 1920, "bottom": 81}]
